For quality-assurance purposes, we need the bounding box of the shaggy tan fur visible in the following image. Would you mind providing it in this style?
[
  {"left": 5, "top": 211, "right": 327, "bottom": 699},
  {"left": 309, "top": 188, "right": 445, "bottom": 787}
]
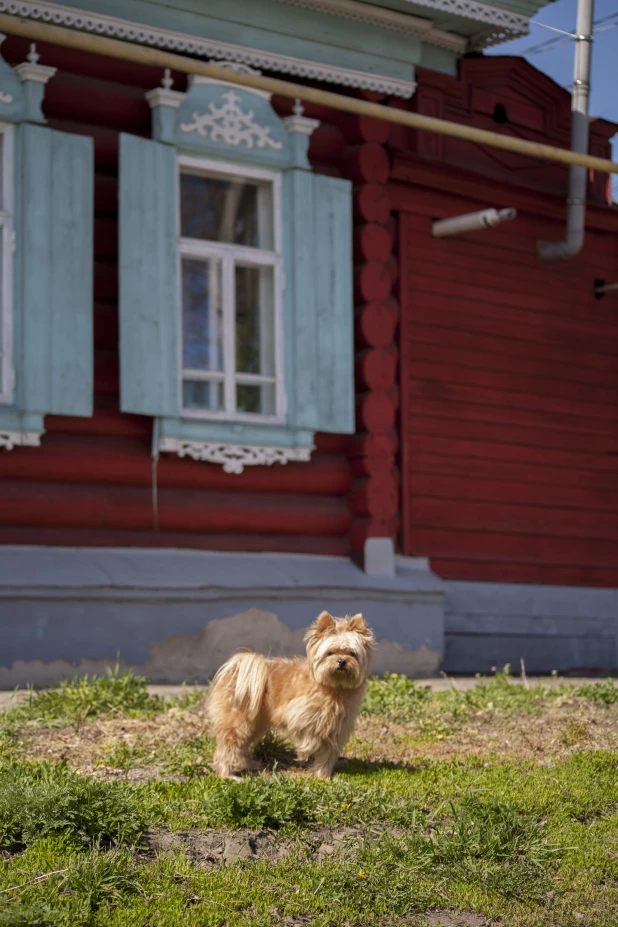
[{"left": 207, "top": 611, "right": 375, "bottom": 779}]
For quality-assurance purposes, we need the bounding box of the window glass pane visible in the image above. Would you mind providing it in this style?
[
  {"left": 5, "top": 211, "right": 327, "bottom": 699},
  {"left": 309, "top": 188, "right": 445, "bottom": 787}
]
[
  {"left": 180, "top": 173, "right": 272, "bottom": 249},
  {"left": 183, "top": 379, "right": 224, "bottom": 412},
  {"left": 0, "top": 135, "right": 4, "bottom": 213},
  {"left": 235, "top": 264, "right": 275, "bottom": 377},
  {"left": 236, "top": 382, "right": 276, "bottom": 416},
  {"left": 182, "top": 257, "right": 223, "bottom": 372}
]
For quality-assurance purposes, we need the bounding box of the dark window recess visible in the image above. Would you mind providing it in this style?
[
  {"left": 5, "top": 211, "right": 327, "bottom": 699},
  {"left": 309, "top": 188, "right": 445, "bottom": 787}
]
[{"left": 492, "top": 103, "right": 508, "bottom": 124}]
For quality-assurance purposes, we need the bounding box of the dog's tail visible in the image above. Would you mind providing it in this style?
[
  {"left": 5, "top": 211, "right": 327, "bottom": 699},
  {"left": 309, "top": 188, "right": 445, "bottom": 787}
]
[{"left": 209, "top": 650, "right": 269, "bottom": 719}]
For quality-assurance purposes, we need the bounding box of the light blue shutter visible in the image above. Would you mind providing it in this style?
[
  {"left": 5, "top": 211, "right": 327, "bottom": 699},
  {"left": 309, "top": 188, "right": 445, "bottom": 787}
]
[
  {"left": 285, "top": 171, "right": 354, "bottom": 435},
  {"left": 284, "top": 168, "right": 319, "bottom": 431},
  {"left": 18, "top": 123, "right": 93, "bottom": 417},
  {"left": 312, "top": 173, "right": 354, "bottom": 434},
  {"left": 119, "top": 133, "right": 179, "bottom": 417}
]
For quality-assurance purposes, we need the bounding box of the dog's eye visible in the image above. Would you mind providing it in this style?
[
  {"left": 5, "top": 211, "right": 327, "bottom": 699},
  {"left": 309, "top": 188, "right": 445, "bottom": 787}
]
[
  {"left": 348, "top": 651, "right": 355, "bottom": 657},
  {"left": 327, "top": 652, "right": 333, "bottom": 656}
]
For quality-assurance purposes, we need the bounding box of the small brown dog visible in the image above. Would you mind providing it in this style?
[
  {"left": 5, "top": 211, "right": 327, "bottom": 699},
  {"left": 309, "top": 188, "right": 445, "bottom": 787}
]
[{"left": 207, "top": 611, "right": 375, "bottom": 779}]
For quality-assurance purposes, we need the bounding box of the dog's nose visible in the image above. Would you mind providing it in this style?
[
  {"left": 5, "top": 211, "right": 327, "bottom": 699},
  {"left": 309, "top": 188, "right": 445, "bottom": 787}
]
[{"left": 337, "top": 658, "right": 347, "bottom": 669}]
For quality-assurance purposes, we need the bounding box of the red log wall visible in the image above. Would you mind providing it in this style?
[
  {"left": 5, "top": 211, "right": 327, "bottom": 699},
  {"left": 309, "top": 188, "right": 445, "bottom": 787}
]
[
  {"left": 395, "top": 60, "right": 618, "bottom": 587},
  {"left": 0, "top": 36, "right": 363, "bottom": 555}
]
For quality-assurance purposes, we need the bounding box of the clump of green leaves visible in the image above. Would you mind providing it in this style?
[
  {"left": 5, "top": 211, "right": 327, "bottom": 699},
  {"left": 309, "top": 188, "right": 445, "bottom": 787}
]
[
  {"left": 5, "top": 666, "right": 167, "bottom": 727},
  {"left": 362, "top": 673, "right": 431, "bottom": 721},
  {"left": 574, "top": 678, "right": 618, "bottom": 705},
  {"left": 439, "top": 665, "right": 561, "bottom": 716},
  {"left": 0, "top": 761, "right": 146, "bottom": 849},
  {"left": 63, "top": 846, "right": 139, "bottom": 923},
  {"left": 203, "top": 773, "right": 315, "bottom": 829}
]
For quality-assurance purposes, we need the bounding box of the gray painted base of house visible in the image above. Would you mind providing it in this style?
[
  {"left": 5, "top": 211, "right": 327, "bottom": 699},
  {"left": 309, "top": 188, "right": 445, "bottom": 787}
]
[
  {"left": 1, "top": 547, "right": 616, "bottom": 684},
  {"left": 443, "top": 581, "right": 618, "bottom": 675},
  {"left": 0, "top": 546, "right": 445, "bottom": 687}
]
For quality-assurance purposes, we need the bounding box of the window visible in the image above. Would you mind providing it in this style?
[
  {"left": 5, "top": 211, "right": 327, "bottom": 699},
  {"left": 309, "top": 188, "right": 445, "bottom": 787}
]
[
  {"left": 119, "top": 79, "right": 355, "bottom": 472},
  {"left": 178, "top": 157, "right": 284, "bottom": 423},
  {"left": 0, "top": 122, "right": 14, "bottom": 405}
]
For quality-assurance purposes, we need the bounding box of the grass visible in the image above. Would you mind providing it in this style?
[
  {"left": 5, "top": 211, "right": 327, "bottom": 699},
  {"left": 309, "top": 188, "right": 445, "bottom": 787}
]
[
  {"left": 0, "top": 669, "right": 617, "bottom": 926},
  {"left": 4, "top": 665, "right": 201, "bottom": 728}
]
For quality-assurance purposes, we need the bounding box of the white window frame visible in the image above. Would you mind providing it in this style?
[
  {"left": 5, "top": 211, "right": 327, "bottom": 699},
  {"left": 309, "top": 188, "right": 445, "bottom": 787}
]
[
  {"left": 0, "top": 121, "right": 14, "bottom": 406},
  {"left": 176, "top": 155, "right": 285, "bottom": 425}
]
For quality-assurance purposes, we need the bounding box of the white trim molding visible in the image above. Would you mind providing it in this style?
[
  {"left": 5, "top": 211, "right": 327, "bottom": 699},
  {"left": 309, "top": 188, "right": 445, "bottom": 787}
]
[
  {"left": 159, "top": 436, "right": 313, "bottom": 474},
  {"left": 0, "top": 429, "right": 42, "bottom": 449},
  {"left": 277, "top": 0, "right": 528, "bottom": 48},
  {"left": 0, "top": 0, "right": 418, "bottom": 97}
]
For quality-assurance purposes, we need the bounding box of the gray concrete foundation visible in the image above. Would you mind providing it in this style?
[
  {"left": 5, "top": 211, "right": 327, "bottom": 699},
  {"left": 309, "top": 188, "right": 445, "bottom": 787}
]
[
  {"left": 0, "top": 546, "right": 445, "bottom": 687},
  {"left": 444, "top": 580, "right": 618, "bottom": 675}
]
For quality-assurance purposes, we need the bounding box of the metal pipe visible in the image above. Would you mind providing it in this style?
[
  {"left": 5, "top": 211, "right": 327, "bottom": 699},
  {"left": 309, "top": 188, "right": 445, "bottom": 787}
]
[
  {"left": 538, "top": 0, "right": 595, "bottom": 260},
  {"left": 0, "top": 12, "right": 617, "bottom": 176},
  {"left": 432, "top": 207, "right": 516, "bottom": 238}
]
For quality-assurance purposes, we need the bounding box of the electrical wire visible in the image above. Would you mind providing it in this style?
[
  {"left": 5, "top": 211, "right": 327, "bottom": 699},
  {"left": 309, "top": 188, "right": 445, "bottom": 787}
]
[{"left": 519, "top": 9, "right": 618, "bottom": 56}]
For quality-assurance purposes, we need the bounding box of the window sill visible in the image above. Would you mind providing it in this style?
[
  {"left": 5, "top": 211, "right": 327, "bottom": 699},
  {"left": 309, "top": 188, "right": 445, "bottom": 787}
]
[
  {"left": 0, "top": 429, "right": 42, "bottom": 450},
  {"left": 157, "top": 416, "right": 315, "bottom": 474},
  {"left": 158, "top": 436, "right": 312, "bottom": 474}
]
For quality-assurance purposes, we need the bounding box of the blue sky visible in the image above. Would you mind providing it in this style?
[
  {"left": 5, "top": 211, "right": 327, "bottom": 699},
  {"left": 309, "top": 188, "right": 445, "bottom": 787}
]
[{"left": 484, "top": 0, "right": 618, "bottom": 198}]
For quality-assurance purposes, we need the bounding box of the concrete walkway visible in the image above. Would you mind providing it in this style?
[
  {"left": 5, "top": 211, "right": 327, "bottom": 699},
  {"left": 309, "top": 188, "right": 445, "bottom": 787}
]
[{"left": 1, "top": 676, "right": 616, "bottom": 713}]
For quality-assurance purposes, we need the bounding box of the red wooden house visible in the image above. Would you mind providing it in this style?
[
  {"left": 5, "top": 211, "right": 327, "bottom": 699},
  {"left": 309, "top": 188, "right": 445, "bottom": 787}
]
[{"left": 0, "top": 0, "right": 616, "bottom": 685}]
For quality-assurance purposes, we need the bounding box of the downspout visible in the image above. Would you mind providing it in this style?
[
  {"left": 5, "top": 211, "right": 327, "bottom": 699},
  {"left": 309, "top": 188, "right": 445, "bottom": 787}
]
[{"left": 538, "top": 0, "right": 594, "bottom": 260}]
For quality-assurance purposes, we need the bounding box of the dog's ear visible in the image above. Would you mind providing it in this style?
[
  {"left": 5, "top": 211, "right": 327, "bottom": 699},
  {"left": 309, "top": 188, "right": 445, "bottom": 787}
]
[
  {"left": 304, "top": 610, "right": 336, "bottom": 643},
  {"left": 314, "top": 610, "right": 337, "bottom": 634},
  {"left": 346, "top": 614, "right": 375, "bottom": 646},
  {"left": 347, "top": 613, "right": 367, "bottom": 632}
]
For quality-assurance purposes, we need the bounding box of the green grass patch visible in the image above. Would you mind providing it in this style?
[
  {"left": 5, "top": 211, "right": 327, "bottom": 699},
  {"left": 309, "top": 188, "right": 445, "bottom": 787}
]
[
  {"left": 3, "top": 666, "right": 202, "bottom": 728},
  {"left": 1, "top": 670, "right": 618, "bottom": 925},
  {"left": 0, "top": 761, "right": 146, "bottom": 850}
]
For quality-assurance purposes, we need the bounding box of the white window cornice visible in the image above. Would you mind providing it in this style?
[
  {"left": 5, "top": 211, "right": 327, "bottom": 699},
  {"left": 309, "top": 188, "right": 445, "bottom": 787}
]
[{"left": 1, "top": 0, "right": 419, "bottom": 97}]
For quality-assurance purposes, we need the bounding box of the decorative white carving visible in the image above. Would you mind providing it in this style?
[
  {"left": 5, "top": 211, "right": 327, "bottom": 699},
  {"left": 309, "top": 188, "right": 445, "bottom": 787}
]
[
  {"left": 212, "top": 61, "right": 263, "bottom": 77},
  {"left": 159, "top": 437, "right": 313, "bottom": 474},
  {"left": 0, "top": 91, "right": 12, "bottom": 104},
  {"left": 180, "top": 89, "right": 284, "bottom": 151},
  {"left": 0, "top": 430, "right": 42, "bottom": 450},
  {"left": 278, "top": 0, "right": 528, "bottom": 34},
  {"left": 0, "top": 0, "right": 419, "bottom": 96}
]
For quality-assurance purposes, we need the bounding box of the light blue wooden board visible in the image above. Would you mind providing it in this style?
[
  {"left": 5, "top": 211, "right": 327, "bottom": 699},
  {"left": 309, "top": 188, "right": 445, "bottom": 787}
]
[
  {"left": 119, "top": 133, "right": 179, "bottom": 418},
  {"left": 313, "top": 174, "right": 354, "bottom": 434},
  {"left": 54, "top": 0, "right": 423, "bottom": 79},
  {"left": 19, "top": 124, "right": 93, "bottom": 417}
]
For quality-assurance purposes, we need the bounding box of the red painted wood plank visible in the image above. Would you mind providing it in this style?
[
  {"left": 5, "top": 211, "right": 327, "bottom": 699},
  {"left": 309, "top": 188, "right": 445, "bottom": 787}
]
[
  {"left": 0, "top": 526, "right": 350, "bottom": 556},
  {"left": 409, "top": 472, "right": 618, "bottom": 512},
  {"left": 404, "top": 451, "right": 618, "bottom": 493},
  {"left": 45, "top": 403, "right": 151, "bottom": 439},
  {"left": 406, "top": 415, "right": 618, "bottom": 456},
  {"left": 404, "top": 296, "right": 618, "bottom": 360},
  {"left": 407, "top": 275, "right": 618, "bottom": 331},
  {"left": 407, "top": 395, "right": 617, "bottom": 439},
  {"left": 406, "top": 341, "right": 618, "bottom": 392},
  {"left": 0, "top": 436, "right": 351, "bottom": 495},
  {"left": 407, "top": 527, "right": 618, "bottom": 568},
  {"left": 409, "top": 377, "right": 618, "bottom": 425},
  {"left": 409, "top": 497, "right": 618, "bottom": 541},
  {"left": 0, "top": 482, "right": 352, "bottom": 536},
  {"left": 406, "top": 432, "right": 618, "bottom": 474},
  {"left": 407, "top": 324, "right": 618, "bottom": 379}
]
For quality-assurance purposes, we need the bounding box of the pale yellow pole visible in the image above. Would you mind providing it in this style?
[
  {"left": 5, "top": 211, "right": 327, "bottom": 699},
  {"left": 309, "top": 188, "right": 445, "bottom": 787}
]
[{"left": 1, "top": 13, "right": 617, "bottom": 176}]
